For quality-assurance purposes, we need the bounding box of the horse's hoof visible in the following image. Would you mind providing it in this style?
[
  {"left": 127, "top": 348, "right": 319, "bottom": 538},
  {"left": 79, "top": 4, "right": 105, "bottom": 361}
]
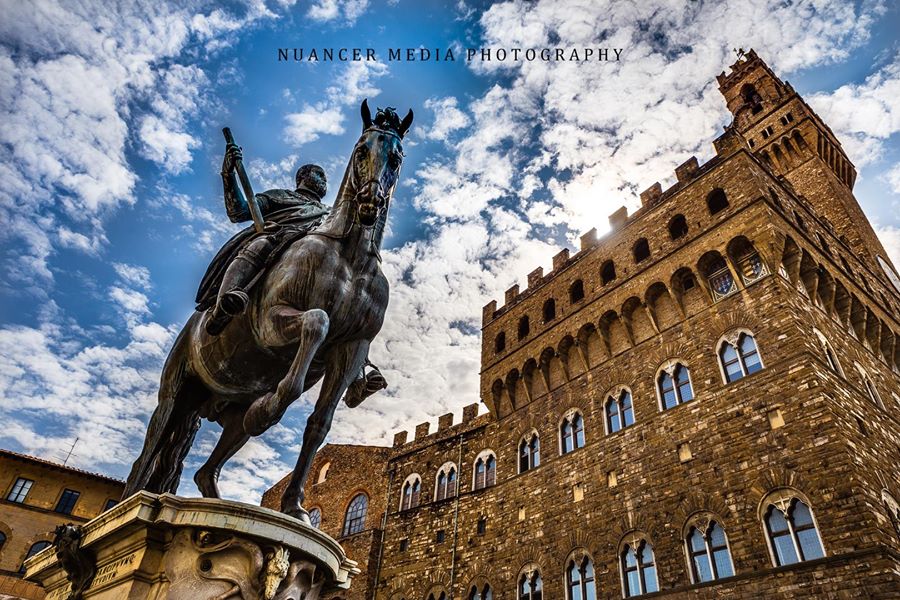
[
  {"left": 283, "top": 505, "right": 310, "bottom": 524},
  {"left": 243, "top": 392, "right": 278, "bottom": 436},
  {"left": 193, "top": 470, "right": 220, "bottom": 499}
]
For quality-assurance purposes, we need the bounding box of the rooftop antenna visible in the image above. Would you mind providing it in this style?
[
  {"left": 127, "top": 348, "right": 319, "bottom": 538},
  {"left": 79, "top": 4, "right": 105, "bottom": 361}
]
[{"left": 62, "top": 437, "right": 79, "bottom": 466}]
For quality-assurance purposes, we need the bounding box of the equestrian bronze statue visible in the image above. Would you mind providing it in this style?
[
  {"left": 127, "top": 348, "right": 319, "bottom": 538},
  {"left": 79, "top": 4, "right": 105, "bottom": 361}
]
[{"left": 124, "top": 100, "right": 412, "bottom": 519}]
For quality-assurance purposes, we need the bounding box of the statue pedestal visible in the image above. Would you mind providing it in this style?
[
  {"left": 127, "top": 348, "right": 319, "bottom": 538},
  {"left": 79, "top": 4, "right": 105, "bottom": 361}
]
[{"left": 24, "top": 492, "right": 359, "bottom": 600}]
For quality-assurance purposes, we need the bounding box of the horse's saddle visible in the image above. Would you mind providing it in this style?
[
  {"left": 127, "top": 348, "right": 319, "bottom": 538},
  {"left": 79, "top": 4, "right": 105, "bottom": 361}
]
[{"left": 195, "top": 197, "right": 329, "bottom": 311}]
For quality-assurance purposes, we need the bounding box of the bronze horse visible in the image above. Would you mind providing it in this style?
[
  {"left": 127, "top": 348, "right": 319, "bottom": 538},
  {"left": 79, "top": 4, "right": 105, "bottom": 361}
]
[{"left": 124, "top": 101, "right": 412, "bottom": 518}]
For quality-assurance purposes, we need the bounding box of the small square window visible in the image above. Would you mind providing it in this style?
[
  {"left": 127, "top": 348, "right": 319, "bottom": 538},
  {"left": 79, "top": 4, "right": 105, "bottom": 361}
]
[
  {"left": 104, "top": 498, "right": 118, "bottom": 511},
  {"left": 55, "top": 489, "right": 81, "bottom": 515},
  {"left": 436, "top": 529, "right": 445, "bottom": 544},
  {"left": 399, "top": 538, "right": 409, "bottom": 552},
  {"left": 7, "top": 478, "right": 34, "bottom": 503},
  {"left": 477, "top": 517, "right": 487, "bottom": 535}
]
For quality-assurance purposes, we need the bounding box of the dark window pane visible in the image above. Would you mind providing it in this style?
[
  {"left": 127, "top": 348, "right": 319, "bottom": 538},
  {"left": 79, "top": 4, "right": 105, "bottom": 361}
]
[
  {"left": 676, "top": 366, "right": 694, "bottom": 401},
  {"left": 55, "top": 489, "right": 80, "bottom": 514},
  {"left": 607, "top": 400, "right": 620, "bottom": 433}
]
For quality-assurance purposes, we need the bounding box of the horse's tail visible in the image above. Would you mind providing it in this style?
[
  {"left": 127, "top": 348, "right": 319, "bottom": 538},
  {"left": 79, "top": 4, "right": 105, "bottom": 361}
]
[{"left": 123, "top": 319, "right": 204, "bottom": 498}]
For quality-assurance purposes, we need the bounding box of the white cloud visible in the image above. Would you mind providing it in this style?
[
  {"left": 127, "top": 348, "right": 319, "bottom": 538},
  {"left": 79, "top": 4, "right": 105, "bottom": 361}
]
[
  {"left": 113, "top": 263, "right": 152, "bottom": 290},
  {"left": 808, "top": 54, "right": 900, "bottom": 166},
  {"left": 423, "top": 96, "right": 471, "bottom": 141},
  {"left": 875, "top": 225, "right": 900, "bottom": 268},
  {"left": 307, "top": 0, "right": 370, "bottom": 25},
  {"left": 885, "top": 163, "right": 900, "bottom": 194},
  {"left": 284, "top": 106, "right": 346, "bottom": 146}
]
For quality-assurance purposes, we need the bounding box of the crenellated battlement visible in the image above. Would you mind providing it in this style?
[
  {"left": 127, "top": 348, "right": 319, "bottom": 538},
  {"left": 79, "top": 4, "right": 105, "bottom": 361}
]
[{"left": 390, "top": 402, "right": 485, "bottom": 451}]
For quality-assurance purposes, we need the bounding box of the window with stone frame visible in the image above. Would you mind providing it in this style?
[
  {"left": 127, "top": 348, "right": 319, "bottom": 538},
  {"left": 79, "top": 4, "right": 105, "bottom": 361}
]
[
  {"left": 685, "top": 517, "right": 734, "bottom": 583},
  {"left": 569, "top": 279, "right": 585, "bottom": 303},
  {"left": 519, "top": 432, "right": 540, "bottom": 473},
  {"left": 600, "top": 260, "right": 616, "bottom": 285},
  {"left": 518, "top": 568, "right": 543, "bottom": 600},
  {"left": 566, "top": 554, "right": 597, "bottom": 600},
  {"left": 308, "top": 507, "right": 322, "bottom": 529},
  {"left": 882, "top": 490, "right": 900, "bottom": 541},
  {"left": 606, "top": 388, "right": 635, "bottom": 434},
  {"left": 473, "top": 451, "right": 496, "bottom": 490},
  {"left": 427, "top": 591, "right": 447, "bottom": 600},
  {"left": 718, "top": 331, "right": 763, "bottom": 383},
  {"left": 7, "top": 477, "right": 33, "bottom": 503},
  {"left": 342, "top": 493, "right": 368, "bottom": 537},
  {"left": 560, "top": 411, "right": 586, "bottom": 454},
  {"left": 620, "top": 536, "right": 659, "bottom": 597},
  {"left": 706, "top": 188, "right": 729, "bottom": 215},
  {"left": 434, "top": 463, "right": 457, "bottom": 501},
  {"left": 400, "top": 475, "right": 422, "bottom": 510},
  {"left": 657, "top": 362, "right": 694, "bottom": 410},
  {"left": 468, "top": 583, "right": 493, "bottom": 600},
  {"left": 855, "top": 365, "right": 884, "bottom": 409},
  {"left": 762, "top": 491, "right": 825, "bottom": 566},
  {"left": 20, "top": 541, "right": 52, "bottom": 573},
  {"left": 813, "top": 329, "right": 843, "bottom": 376}
]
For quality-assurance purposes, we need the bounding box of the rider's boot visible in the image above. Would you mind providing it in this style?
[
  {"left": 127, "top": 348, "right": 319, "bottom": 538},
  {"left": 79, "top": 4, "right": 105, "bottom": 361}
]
[
  {"left": 205, "top": 240, "right": 269, "bottom": 336},
  {"left": 343, "top": 363, "right": 388, "bottom": 408}
]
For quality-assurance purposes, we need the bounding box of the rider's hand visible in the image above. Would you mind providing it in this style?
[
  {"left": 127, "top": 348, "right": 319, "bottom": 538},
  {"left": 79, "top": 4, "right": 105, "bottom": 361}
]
[{"left": 222, "top": 143, "right": 243, "bottom": 174}]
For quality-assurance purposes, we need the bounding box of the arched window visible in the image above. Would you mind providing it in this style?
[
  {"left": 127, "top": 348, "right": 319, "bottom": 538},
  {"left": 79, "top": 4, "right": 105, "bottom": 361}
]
[
  {"left": 566, "top": 556, "right": 597, "bottom": 600},
  {"left": 668, "top": 214, "right": 688, "bottom": 240},
  {"left": 621, "top": 539, "right": 658, "bottom": 597},
  {"left": 400, "top": 475, "right": 422, "bottom": 510},
  {"left": 606, "top": 389, "right": 635, "bottom": 434},
  {"left": 308, "top": 507, "right": 322, "bottom": 528},
  {"left": 856, "top": 366, "right": 884, "bottom": 409},
  {"left": 686, "top": 521, "right": 734, "bottom": 583},
  {"left": 342, "top": 494, "right": 368, "bottom": 536},
  {"left": 427, "top": 592, "right": 447, "bottom": 600},
  {"left": 435, "top": 464, "right": 457, "bottom": 501},
  {"left": 0, "top": 531, "right": 6, "bottom": 551},
  {"left": 317, "top": 461, "right": 330, "bottom": 483},
  {"left": 468, "top": 583, "right": 493, "bottom": 600},
  {"left": 882, "top": 490, "right": 900, "bottom": 540},
  {"left": 764, "top": 495, "right": 825, "bottom": 566},
  {"left": 543, "top": 298, "right": 556, "bottom": 322},
  {"left": 633, "top": 238, "right": 650, "bottom": 263},
  {"left": 658, "top": 363, "right": 694, "bottom": 410},
  {"left": 719, "top": 331, "right": 763, "bottom": 383},
  {"left": 706, "top": 189, "right": 729, "bottom": 215},
  {"left": 473, "top": 452, "right": 496, "bottom": 490},
  {"left": 518, "top": 316, "right": 530, "bottom": 340},
  {"left": 518, "top": 570, "right": 543, "bottom": 600},
  {"left": 519, "top": 432, "right": 540, "bottom": 473},
  {"left": 495, "top": 332, "right": 506, "bottom": 353},
  {"left": 560, "top": 412, "right": 585, "bottom": 454},
  {"left": 813, "top": 330, "right": 842, "bottom": 376},
  {"left": 600, "top": 260, "right": 616, "bottom": 285},
  {"left": 19, "top": 540, "right": 52, "bottom": 573},
  {"left": 569, "top": 280, "right": 585, "bottom": 303}
]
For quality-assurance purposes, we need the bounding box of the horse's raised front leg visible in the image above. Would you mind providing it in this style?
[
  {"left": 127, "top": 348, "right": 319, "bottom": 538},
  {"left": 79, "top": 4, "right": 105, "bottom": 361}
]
[
  {"left": 243, "top": 305, "right": 329, "bottom": 437},
  {"left": 194, "top": 404, "right": 249, "bottom": 498},
  {"left": 281, "top": 341, "right": 369, "bottom": 518}
]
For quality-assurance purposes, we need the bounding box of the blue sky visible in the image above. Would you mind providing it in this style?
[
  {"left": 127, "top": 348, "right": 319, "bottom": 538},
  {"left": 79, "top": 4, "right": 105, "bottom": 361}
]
[{"left": 1, "top": 0, "right": 899, "bottom": 503}]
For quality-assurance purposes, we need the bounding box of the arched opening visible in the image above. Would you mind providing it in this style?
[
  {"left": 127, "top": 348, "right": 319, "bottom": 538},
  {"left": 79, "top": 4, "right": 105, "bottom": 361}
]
[
  {"left": 494, "top": 332, "right": 506, "bottom": 353},
  {"left": 569, "top": 279, "right": 585, "bottom": 303},
  {"left": 741, "top": 83, "right": 763, "bottom": 114},
  {"left": 542, "top": 298, "right": 556, "bottom": 322},
  {"left": 633, "top": 238, "right": 650, "bottom": 263},
  {"left": 600, "top": 260, "right": 616, "bottom": 285},
  {"left": 668, "top": 214, "right": 688, "bottom": 240},
  {"left": 518, "top": 316, "right": 530, "bottom": 340},
  {"left": 706, "top": 189, "right": 729, "bottom": 215}
]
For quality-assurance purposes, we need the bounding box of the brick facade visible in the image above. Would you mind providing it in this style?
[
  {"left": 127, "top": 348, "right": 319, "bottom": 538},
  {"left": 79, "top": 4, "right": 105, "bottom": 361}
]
[{"left": 263, "top": 51, "right": 900, "bottom": 599}]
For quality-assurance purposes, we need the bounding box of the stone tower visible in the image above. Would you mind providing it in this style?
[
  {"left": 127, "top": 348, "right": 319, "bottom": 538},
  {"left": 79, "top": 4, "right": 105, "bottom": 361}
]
[
  {"left": 265, "top": 50, "right": 900, "bottom": 599},
  {"left": 717, "top": 49, "right": 894, "bottom": 279}
]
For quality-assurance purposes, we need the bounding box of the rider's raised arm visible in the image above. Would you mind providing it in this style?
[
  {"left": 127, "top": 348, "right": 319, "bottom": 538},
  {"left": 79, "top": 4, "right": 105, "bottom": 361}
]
[{"left": 221, "top": 143, "right": 262, "bottom": 223}]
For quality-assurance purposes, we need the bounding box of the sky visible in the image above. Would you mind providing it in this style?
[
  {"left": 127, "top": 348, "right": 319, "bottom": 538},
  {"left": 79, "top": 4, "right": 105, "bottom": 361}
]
[{"left": 1, "top": 0, "right": 899, "bottom": 503}]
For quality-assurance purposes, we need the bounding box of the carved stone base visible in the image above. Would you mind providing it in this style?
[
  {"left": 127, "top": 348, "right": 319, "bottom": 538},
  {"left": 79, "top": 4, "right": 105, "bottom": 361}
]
[{"left": 24, "top": 492, "right": 359, "bottom": 600}]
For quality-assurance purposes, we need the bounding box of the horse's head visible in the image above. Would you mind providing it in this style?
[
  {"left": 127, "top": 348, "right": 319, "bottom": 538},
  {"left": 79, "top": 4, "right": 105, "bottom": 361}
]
[{"left": 351, "top": 99, "right": 413, "bottom": 226}]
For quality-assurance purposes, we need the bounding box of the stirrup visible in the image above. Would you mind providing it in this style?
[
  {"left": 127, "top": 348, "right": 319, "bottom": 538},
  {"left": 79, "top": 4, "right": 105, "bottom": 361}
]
[
  {"left": 221, "top": 289, "right": 250, "bottom": 315},
  {"left": 205, "top": 309, "right": 232, "bottom": 336}
]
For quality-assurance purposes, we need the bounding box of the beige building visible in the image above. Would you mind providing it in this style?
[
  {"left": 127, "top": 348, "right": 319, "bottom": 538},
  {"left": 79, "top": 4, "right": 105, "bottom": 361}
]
[{"left": 0, "top": 449, "right": 124, "bottom": 599}]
